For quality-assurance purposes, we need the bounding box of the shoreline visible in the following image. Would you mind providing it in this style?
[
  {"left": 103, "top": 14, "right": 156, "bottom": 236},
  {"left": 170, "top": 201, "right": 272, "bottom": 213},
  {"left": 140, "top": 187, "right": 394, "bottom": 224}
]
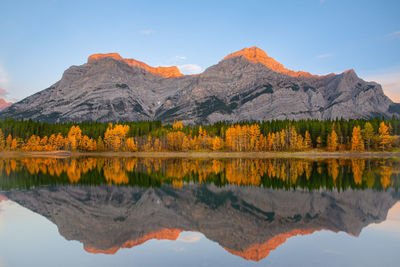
[{"left": 0, "top": 150, "right": 399, "bottom": 159}]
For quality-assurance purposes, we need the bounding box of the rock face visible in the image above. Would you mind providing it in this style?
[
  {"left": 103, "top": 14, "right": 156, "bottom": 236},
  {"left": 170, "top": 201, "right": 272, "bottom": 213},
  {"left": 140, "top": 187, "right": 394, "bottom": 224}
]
[
  {"left": 1, "top": 47, "right": 399, "bottom": 123},
  {"left": 4, "top": 184, "right": 399, "bottom": 261}
]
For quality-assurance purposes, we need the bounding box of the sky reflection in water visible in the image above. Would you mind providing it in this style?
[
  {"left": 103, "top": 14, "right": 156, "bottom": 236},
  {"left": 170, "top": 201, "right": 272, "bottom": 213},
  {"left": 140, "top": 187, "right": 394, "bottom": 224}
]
[{"left": 0, "top": 157, "right": 399, "bottom": 267}]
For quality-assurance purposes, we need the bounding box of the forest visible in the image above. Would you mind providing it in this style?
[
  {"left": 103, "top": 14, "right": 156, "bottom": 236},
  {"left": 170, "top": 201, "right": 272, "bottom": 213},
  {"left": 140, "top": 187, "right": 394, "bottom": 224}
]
[{"left": 0, "top": 117, "right": 398, "bottom": 152}]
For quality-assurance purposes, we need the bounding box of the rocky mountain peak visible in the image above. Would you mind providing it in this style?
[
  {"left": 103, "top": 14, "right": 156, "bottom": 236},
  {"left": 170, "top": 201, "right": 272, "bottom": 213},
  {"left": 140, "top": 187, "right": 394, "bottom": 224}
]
[
  {"left": 88, "top": 53, "right": 123, "bottom": 62},
  {"left": 223, "top": 46, "right": 328, "bottom": 78},
  {"left": 84, "top": 228, "right": 182, "bottom": 255},
  {"left": 342, "top": 69, "right": 357, "bottom": 77},
  {"left": 88, "top": 53, "right": 183, "bottom": 78},
  {"left": 224, "top": 228, "right": 322, "bottom": 261}
]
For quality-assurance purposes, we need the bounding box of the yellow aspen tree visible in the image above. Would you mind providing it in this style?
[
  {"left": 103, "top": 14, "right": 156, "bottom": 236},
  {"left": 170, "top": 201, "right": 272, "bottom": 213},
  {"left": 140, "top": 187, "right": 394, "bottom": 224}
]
[
  {"left": 249, "top": 124, "right": 260, "bottom": 151},
  {"left": 112, "top": 135, "right": 121, "bottom": 152},
  {"left": 55, "top": 133, "right": 65, "bottom": 150},
  {"left": 173, "top": 120, "right": 183, "bottom": 130},
  {"left": 153, "top": 138, "right": 162, "bottom": 151},
  {"left": 304, "top": 131, "right": 312, "bottom": 149},
  {"left": 182, "top": 136, "right": 190, "bottom": 151},
  {"left": 0, "top": 129, "right": 5, "bottom": 150},
  {"left": 259, "top": 134, "right": 267, "bottom": 151},
  {"left": 316, "top": 136, "right": 322, "bottom": 148},
  {"left": 143, "top": 135, "right": 153, "bottom": 151},
  {"left": 378, "top": 121, "right": 392, "bottom": 151},
  {"left": 48, "top": 134, "right": 56, "bottom": 151},
  {"left": 272, "top": 132, "right": 278, "bottom": 151},
  {"left": 266, "top": 133, "right": 273, "bottom": 151},
  {"left": 6, "top": 134, "right": 12, "bottom": 150},
  {"left": 280, "top": 130, "right": 286, "bottom": 151},
  {"left": 40, "top": 136, "right": 48, "bottom": 150},
  {"left": 288, "top": 126, "right": 298, "bottom": 151},
  {"left": 10, "top": 138, "right": 18, "bottom": 151},
  {"left": 327, "top": 129, "right": 338, "bottom": 151},
  {"left": 212, "top": 136, "right": 223, "bottom": 151},
  {"left": 351, "top": 126, "right": 365, "bottom": 151},
  {"left": 125, "top": 137, "right": 138, "bottom": 152},
  {"left": 296, "top": 134, "right": 304, "bottom": 151},
  {"left": 24, "top": 135, "right": 38, "bottom": 151},
  {"left": 67, "top": 126, "right": 82, "bottom": 151},
  {"left": 104, "top": 124, "right": 130, "bottom": 151}
]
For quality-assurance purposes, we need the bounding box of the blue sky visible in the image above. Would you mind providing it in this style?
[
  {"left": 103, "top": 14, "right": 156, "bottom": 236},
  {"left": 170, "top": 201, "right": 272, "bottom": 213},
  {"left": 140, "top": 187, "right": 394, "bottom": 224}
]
[{"left": 0, "top": 0, "right": 399, "bottom": 102}]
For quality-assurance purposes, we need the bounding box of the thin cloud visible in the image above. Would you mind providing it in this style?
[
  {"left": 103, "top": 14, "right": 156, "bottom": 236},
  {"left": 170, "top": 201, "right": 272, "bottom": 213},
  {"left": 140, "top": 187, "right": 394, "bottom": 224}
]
[
  {"left": 139, "top": 29, "right": 154, "bottom": 35},
  {"left": 316, "top": 53, "right": 333, "bottom": 59},
  {"left": 177, "top": 233, "right": 202, "bottom": 243},
  {"left": 178, "top": 64, "right": 202, "bottom": 75},
  {"left": 174, "top": 56, "right": 187, "bottom": 61},
  {"left": 386, "top": 31, "right": 400, "bottom": 38},
  {"left": 364, "top": 70, "right": 400, "bottom": 102},
  {"left": 320, "top": 0, "right": 326, "bottom": 3}
]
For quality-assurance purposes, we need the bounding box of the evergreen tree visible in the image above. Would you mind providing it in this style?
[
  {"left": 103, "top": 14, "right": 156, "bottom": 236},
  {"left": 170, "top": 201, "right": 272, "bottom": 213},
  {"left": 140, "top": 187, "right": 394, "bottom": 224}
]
[{"left": 362, "top": 122, "right": 374, "bottom": 151}]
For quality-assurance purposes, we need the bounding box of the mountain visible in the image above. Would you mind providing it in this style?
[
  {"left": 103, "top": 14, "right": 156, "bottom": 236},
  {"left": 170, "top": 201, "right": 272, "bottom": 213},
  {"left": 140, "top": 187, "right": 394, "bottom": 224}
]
[
  {"left": 1, "top": 47, "right": 399, "bottom": 123},
  {"left": 4, "top": 185, "right": 398, "bottom": 261},
  {"left": 0, "top": 98, "right": 12, "bottom": 111}
]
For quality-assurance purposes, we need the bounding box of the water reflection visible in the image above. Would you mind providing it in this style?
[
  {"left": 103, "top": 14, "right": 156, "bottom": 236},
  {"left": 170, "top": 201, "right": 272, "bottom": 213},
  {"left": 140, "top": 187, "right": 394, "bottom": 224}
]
[
  {"left": 0, "top": 157, "right": 399, "bottom": 262},
  {"left": 0, "top": 157, "right": 399, "bottom": 190}
]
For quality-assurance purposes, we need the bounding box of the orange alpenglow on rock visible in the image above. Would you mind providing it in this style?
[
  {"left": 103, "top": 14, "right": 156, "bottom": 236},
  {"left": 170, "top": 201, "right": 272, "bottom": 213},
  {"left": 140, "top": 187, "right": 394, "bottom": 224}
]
[
  {"left": 224, "top": 228, "right": 322, "bottom": 261},
  {"left": 222, "top": 47, "right": 332, "bottom": 79},
  {"left": 84, "top": 228, "right": 182, "bottom": 255},
  {"left": 88, "top": 53, "right": 183, "bottom": 78}
]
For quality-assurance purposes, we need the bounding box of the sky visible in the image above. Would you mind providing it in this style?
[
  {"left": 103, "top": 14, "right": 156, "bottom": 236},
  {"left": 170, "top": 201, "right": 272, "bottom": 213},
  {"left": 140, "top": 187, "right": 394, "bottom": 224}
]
[{"left": 0, "top": 0, "right": 399, "bottom": 102}]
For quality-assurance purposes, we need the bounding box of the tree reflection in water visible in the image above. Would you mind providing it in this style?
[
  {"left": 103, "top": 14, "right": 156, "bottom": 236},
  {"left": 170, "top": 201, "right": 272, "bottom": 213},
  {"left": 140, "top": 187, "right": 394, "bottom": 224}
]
[
  {"left": 0, "top": 157, "right": 398, "bottom": 190},
  {"left": 0, "top": 157, "right": 399, "bottom": 262}
]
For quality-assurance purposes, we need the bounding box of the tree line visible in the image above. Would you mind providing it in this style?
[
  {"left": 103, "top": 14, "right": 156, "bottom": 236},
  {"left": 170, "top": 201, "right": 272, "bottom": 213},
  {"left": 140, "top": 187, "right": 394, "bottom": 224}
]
[{"left": 0, "top": 118, "right": 398, "bottom": 152}]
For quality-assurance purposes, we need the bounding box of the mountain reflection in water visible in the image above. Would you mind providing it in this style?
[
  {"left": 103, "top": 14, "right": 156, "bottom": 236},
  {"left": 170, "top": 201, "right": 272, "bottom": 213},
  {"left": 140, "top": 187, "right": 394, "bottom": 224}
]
[{"left": 0, "top": 157, "right": 399, "bottom": 262}]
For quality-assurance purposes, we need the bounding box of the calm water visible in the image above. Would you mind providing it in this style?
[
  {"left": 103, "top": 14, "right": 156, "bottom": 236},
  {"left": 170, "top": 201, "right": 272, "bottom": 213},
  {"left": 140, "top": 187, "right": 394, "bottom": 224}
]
[{"left": 0, "top": 157, "right": 399, "bottom": 267}]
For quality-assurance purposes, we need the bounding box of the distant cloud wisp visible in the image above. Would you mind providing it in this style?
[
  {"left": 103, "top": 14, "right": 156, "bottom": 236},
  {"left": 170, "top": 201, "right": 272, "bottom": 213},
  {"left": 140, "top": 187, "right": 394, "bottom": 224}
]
[
  {"left": 386, "top": 31, "right": 400, "bottom": 38},
  {"left": 316, "top": 53, "right": 333, "bottom": 59},
  {"left": 178, "top": 64, "right": 202, "bottom": 75},
  {"left": 174, "top": 56, "right": 187, "bottom": 61},
  {"left": 139, "top": 29, "right": 154, "bottom": 35},
  {"left": 177, "top": 232, "right": 202, "bottom": 243}
]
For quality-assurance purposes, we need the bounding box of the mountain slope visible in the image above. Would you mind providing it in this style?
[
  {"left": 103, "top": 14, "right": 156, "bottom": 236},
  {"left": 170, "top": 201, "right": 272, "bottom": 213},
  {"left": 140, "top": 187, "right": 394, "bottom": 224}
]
[{"left": 1, "top": 47, "right": 398, "bottom": 123}]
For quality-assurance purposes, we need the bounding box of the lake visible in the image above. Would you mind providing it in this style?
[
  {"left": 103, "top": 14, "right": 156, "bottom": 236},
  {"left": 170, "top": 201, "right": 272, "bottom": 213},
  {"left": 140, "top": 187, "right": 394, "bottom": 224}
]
[{"left": 0, "top": 157, "right": 399, "bottom": 266}]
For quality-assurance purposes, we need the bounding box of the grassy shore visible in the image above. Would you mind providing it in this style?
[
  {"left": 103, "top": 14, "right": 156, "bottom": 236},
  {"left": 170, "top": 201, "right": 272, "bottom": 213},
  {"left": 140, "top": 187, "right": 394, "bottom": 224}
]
[{"left": 0, "top": 150, "right": 399, "bottom": 159}]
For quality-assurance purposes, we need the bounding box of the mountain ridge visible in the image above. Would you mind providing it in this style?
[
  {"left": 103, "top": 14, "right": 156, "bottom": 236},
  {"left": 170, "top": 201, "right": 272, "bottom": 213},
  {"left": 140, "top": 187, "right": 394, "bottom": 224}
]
[{"left": 1, "top": 47, "right": 399, "bottom": 123}]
